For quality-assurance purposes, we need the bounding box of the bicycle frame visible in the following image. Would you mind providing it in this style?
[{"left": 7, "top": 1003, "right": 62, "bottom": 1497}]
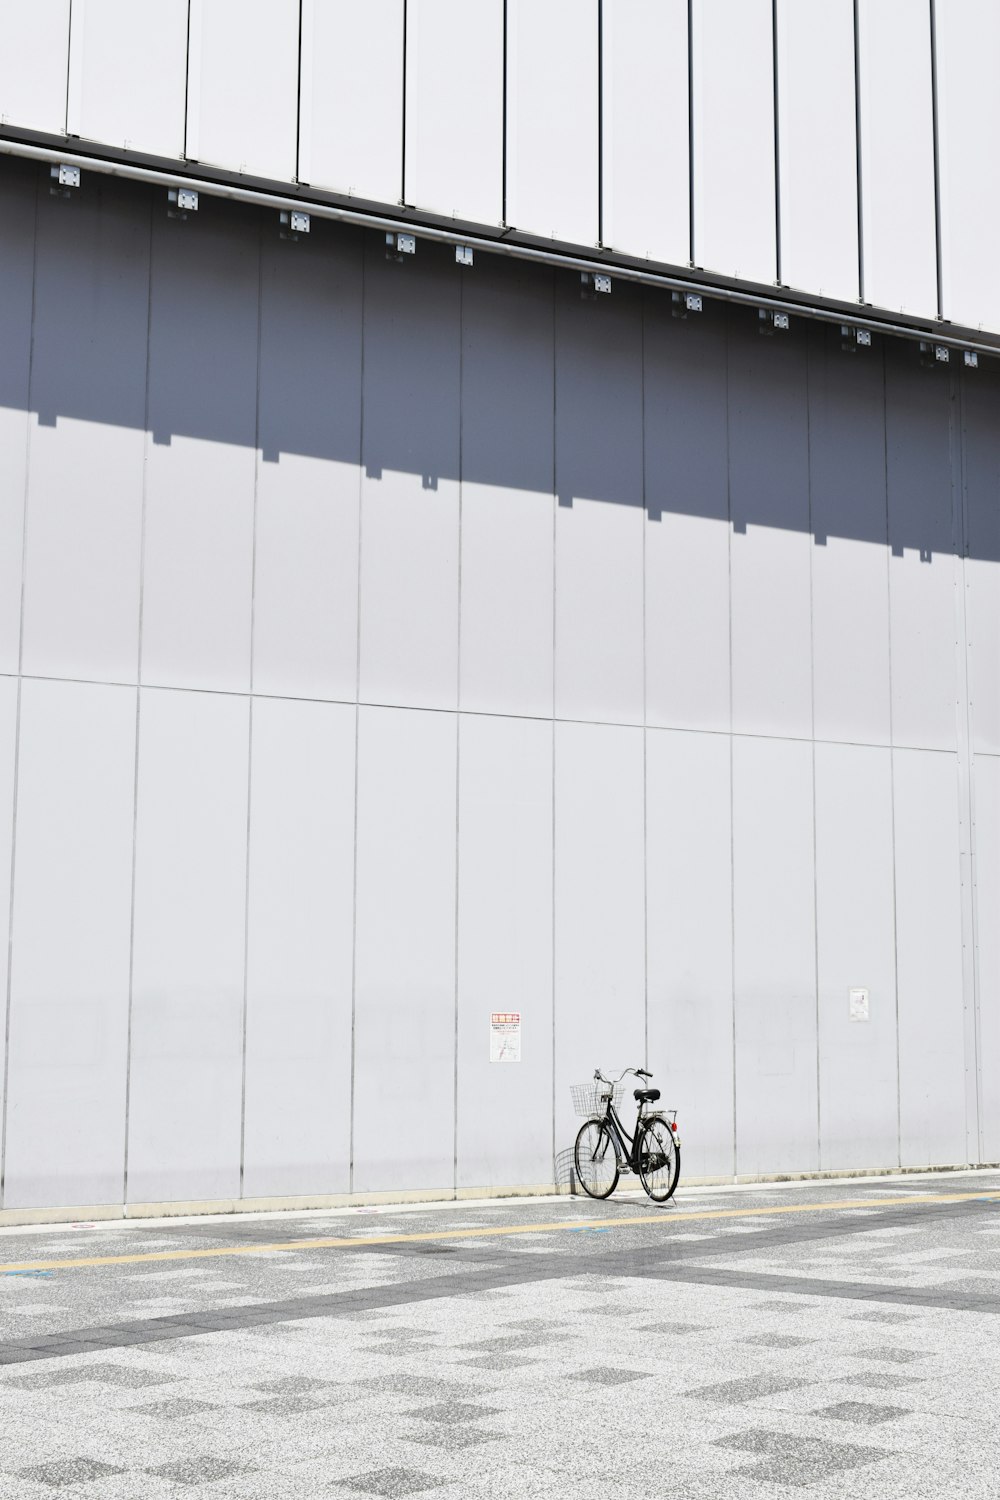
[{"left": 595, "top": 1094, "right": 665, "bottom": 1175}]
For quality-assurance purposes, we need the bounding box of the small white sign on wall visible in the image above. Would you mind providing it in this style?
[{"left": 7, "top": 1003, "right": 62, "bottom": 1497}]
[
  {"left": 490, "top": 1011, "right": 521, "bottom": 1063},
  {"left": 849, "top": 987, "right": 870, "bottom": 1022}
]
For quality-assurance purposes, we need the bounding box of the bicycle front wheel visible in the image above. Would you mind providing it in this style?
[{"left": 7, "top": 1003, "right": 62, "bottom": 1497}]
[
  {"left": 637, "top": 1117, "right": 680, "bottom": 1203},
  {"left": 574, "top": 1119, "right": 620, "bottom": 1200}
]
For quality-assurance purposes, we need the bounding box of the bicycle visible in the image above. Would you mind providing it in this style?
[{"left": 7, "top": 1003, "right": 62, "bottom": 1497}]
[{"left": 572, "top": 1066, "right": 681, "bottom": 1203}]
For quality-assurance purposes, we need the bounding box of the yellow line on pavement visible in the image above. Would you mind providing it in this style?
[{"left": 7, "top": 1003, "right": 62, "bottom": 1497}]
[{"left": 1, "top": 1189, "right": 997, "bottom": 1276}]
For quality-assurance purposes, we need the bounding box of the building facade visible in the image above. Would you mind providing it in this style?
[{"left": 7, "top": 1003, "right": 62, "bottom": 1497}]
[{"left": 0, "top": 1, "right": 997, "bottom": 1220}]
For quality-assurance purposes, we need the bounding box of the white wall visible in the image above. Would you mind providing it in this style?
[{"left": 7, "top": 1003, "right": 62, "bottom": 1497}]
[
  {"left": 5, "top": 4, "right": 1000, "bottom": 332},
  {"left": 0, "top": 170, "right": 994, "bottom": 1212}
]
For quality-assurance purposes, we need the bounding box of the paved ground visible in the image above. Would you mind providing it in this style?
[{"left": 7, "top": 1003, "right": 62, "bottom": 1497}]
[{"left": 1, "top": 1170, "right": 999, "bottom": 1499}]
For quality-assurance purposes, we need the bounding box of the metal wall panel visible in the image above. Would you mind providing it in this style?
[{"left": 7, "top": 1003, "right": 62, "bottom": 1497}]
[
  {"left": 691, "top": 0, "right": 775, "bottom": 284},
  {"left": 405, "top": 0, "right": 503, "bottom": 225},
  {"left": 0, "top": 163, "right": 34, "bottom": 677},
  {"left": 243, "top": 698, "right": 356, "bottom": 1199},
  {"left": 253, "top": 227, "right": 363, "bottom": 702},
  {"left": 186, "top": 0, "right": 299, "bottom": 182},
  {"left": 601, "top": 0, "right": 689, "bottom": 264},
  {"left": 353, "top": 706, "right": 457, "bottom": 1192},
  {"left": 141, "top": 207, "right": 258, "bottom": 694},
  {"left": 299, "top": 0, "right": 404, "bottom": 202},
  {"left": 962, "top": 370, "right": 1000, "bottom": 757},
  {"left": 359, "top": 242, "right": 460, "bottom": 711},
  {"left": 808, "top": 329, "right": 891, "bottom": 746},
  {"left": 857, "top": 0, "right": 937, "bottom": 316},
  {"left": 127, "top": 688, "right": 249, "bottom": 1204},
  {"left": 506, "top": 0, "right": 599, "bottom": 246},
  {"left": 646, "top": 728, "right": 734, "bottom": 1179},
  {"left": 553, "top": 721, "right": 645, "bottom": 1176},
  {"left": 776, "top": 0, "right": 858, "bottom": 302},
  {"left": 0, "top": 678, "right": 17, "bottom": 1185},
  {"left": 975, "top": 755, "right": 1000, "bottom": 1161},
  {"left": 815, "top": 743, "right": 898, "bottom": 1169},
  {"left": 935, "top": 1, "right": 1000, "bottom": 331},
  {"left": 21, "top": 181, "right": 147, "bottom": 685},
  {"left": 66, "top": 0, "right": 187, "bottom": 158},
  {"left": 554, "top": 285, "right": 644, "bottom": 724},
  {"left": 644, "top": 302, "right": 730, "bottom": 733},
  {"left": 728, "top": 317, "right": 812, "bottom": 739},
  {"left": 456, "top": 715, "right": 553, "bottom": 1189},
  {"left": 893, "top": 748, "right": 966, "bottom": 1165},
  {"left": 885, "top": 350, "right": 957, "bottom": 751},
  {"left": 733, "top": 735, "right": 818, "bottom": 1176},
  {"left": 0, "top": 1, "right": 70, "bottom": 135},
  {"left": 4, "top": 681, "right": 134, "bottom": 1208},
  {"left": 459, "top": 259, "right": 554, "bottom": 718}
]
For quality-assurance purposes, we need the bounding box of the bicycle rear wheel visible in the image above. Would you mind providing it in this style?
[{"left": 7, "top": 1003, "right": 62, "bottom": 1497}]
[
  {"left": 636, "top": 1117, "right": 680, "bottom": 1203},
  {"left": 574, "top": 1119, "right": 620, "bottom": 1200}
]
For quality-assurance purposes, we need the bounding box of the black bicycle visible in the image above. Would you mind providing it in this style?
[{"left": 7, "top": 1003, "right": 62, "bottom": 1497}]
[{"left": 572, "top": 1067, "right": 681, "bottom": 1203}]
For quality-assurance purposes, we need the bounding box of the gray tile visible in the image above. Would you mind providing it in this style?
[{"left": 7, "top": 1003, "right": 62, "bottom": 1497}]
[
  {"left": 816, "top": 1401, "right": 910, "bottom": 1426},
  {"left": 739, "top": 1334, "right": 817, "bottom": 1349},
  {"left": 253, "top": 1375, "right": 346, "bottom": 1396},
  {"left": 147, "top": 1456, "right": 252, "bottom": 1485},
  {"left": 358, "top": 1375, "right": 485, "bottom": 1401},
  {"left": 635, "top": 1322, "right": 707, "bottom": 1335},
  {"left": 363, "top": 1341, "right": 439, "bottom": 1357},
  {"left": 131, "top": 1396, "right": 219, "bottom": 1418},
  {"left": 342, "top": 1469, "right": 444, "bottom": 1497},
  {"left": 408, "top": 1426, "right": 498, "bottom": 1451},
  {"left": 405, "top": 1401, "right": 503, "bottom": 1426},
  {"left": 686, "top": 1374, "right": 813, "bottom": 1404},
  {"left": 18, "top": 1458, "right": 125, "bottom": 1488},
  {"left": 567, "top": 1367, "right": 650, "bottom": 1387},
  {"left": 502, "top": 1319, "right": 569, "bottom": 1332},
  {"left": 749, "top": 1300, "right": 813, "bottom": 1313},
  {"left": 836, "top": 1372, "right": 926, "bottom": 1391},
  {"left": 713, "top": 1428, "right": 892, "bottom": 1487},
  {"left": 364, "top": 1327, "right": 436, "bottom": 1341},
  {"left": 9, "top": 1363, "right": 175, "bottom": 1391},
  {"left": 457, "top": 1333, "right": 567, "bottom": 1353},
  {"left": 458, "top": 1352, "right": 541, "bottom": 1371},
  {"left": 240, "top": 1393, "right": 336, "bottom": 1416},
  {"left": 846, "top": 1309, "right": 919, "bottom": 1324},
  {"left": 849, "top": 1346, "right": 926, "bottom": 1364}
]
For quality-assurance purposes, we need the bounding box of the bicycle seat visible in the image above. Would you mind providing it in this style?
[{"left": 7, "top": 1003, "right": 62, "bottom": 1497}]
[{"left": 634, "top": 1088, "right": 660, "bottom": 1103}]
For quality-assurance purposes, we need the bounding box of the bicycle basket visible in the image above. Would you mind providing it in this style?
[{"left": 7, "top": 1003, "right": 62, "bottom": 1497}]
[{"left": 570, "top": 1081, "right": 626, "bottom": 1118}]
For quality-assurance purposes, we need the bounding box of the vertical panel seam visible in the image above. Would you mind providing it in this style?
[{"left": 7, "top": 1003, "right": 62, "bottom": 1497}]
[
  {"left": 501, "top": 0, "right": 508, "bottom": 227},
  {"left": 597, "top": 0, "right": 604, "bottom": 248},
  {"left": 852, "top": 0, "right": 865, "bottom": 303},
  {"left": 401, "top": 0, "right": 409, "bottom": 205},
  {"left": 771, "top": 0, "right": 781, "bottom": 285},
  {"left": 238, "top": 219, "right": 265, "bottom": 1199},
  {"left": 0, "top": 170, "right": 40, "bottom": 1209},
  {"left": 640, "top": 289, "right": 648, "bottom": 1065},
  {"left": 182, "top": 0, "right": 194, "bottom": 160},
  {"left": 348, "top": 240, "right": 367, "bottom": 1195},
  {"left": 687, "top": 0, "right": 695, "bottom": 266},
  {"left": 806, "top": 326, "right": 820, "bottom": 1170},
  {"left": 928, "top": 0, "right": 945, "bottom": 320},
  {"left": 883, "top": 347, "right": 902, "bottom": 1167},
  {"left": 952, "top": 363, "right": 981, "bottom": 1163},
  {"left": 724, "top": 303, "right": 737, "bottom": 1182},
  {"left": 63, "top": 0, "right": 75, "bottom": 136},
  {"left": 958, "top": 372, "right": 983, "bottom": 1164},
  {"left": 453, "top": 269, "right": 464, "bottom": 1198},
  {"left": 550, "top": 269, "right": 558, "bottom": 1184},
  {"left": 122, "top": 185, "right": 156, "bottom": 1208},
  {"left": 294, "top": 0, "right": 304, "bottom": 183}
]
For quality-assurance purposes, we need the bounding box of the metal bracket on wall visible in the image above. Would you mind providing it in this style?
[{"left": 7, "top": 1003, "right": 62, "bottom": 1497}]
[{"left": 3, "top": 136, "right": 998, "bottom": 365}]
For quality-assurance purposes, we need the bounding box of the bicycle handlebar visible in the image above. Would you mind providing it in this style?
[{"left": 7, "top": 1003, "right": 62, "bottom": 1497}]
[{"left": 593, "top": 1065, "right": 653, "bottom": 1086}]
